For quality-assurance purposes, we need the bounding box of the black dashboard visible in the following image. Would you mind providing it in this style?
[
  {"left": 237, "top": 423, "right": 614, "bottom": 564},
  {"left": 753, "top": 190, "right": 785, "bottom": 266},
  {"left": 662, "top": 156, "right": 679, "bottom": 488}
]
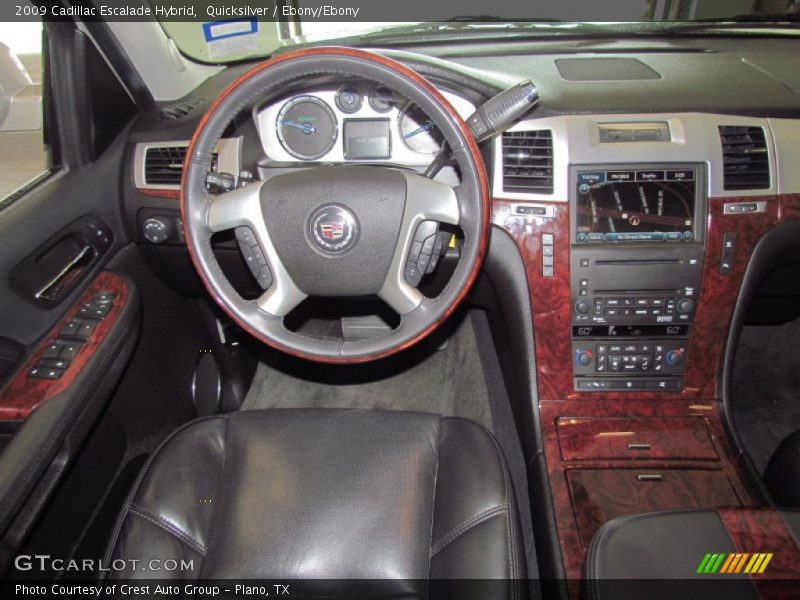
[{"left": 122, "top": 35, "right": 800, "bottom": 301}]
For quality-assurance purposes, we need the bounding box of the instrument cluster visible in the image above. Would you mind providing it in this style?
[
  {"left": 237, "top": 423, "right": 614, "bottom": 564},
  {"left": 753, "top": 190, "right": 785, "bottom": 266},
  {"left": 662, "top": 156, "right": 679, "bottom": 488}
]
[{"left": 255, "top": 83, "right": 475, "bottom": 167}]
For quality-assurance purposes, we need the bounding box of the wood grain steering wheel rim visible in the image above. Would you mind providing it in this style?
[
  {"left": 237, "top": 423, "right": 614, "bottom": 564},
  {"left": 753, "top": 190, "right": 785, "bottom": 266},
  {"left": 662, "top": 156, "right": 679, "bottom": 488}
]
[{"left": 181, "top": 47, "right": 490, "bottom": 364}]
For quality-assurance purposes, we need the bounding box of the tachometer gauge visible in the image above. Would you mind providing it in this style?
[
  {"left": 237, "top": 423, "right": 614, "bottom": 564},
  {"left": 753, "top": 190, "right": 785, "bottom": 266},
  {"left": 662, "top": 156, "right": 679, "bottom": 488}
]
[
  {"left": 399, "top": 103, "right": 444, "bottom": 154},
  {"left": 335, "top": 84, "right": 363, "bottom": 113},
  {"left": 276, "top": 96, "right": 337, "bottom": 160}
]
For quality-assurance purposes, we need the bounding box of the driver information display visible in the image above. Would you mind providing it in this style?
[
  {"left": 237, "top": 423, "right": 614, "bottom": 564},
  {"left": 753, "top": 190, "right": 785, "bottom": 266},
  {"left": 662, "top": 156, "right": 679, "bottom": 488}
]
[{"left": 575, "top": 168, "right": 696, "bottom": 242}]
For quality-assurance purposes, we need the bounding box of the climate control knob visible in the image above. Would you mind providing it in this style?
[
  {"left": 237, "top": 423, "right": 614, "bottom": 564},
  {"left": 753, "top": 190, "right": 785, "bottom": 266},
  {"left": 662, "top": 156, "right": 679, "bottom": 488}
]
[
  {"left": 676, "top": 298, "right": 695, "bottom": 314},
  {"left": 575, "top": 299, "right": 591, "bottom": 315},
  {"left": 575, "top": 349, "right": 593, "bottom": 366},
  {"left": 666, "top": 349, "right": 685, "bottom": 366}
]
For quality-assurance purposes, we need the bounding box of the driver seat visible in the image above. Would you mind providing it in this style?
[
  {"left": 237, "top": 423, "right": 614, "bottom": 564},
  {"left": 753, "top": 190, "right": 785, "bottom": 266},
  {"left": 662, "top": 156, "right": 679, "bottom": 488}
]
[{"left": 104, "top": 409, "right": 526, "bottom": 596}]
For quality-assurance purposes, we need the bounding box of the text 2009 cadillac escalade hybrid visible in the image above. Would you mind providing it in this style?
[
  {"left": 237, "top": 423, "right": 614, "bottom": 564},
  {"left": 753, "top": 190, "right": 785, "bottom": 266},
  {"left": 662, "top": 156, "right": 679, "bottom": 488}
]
[{"left": 0, "top": 1, "right": 799, "bottom": 599}]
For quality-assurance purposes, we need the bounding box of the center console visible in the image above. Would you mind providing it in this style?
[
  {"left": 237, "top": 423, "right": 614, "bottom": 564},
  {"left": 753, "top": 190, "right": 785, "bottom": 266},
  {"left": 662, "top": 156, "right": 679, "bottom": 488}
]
[{"left": 569, "top": 164, "right": 706, "bottom": 392}]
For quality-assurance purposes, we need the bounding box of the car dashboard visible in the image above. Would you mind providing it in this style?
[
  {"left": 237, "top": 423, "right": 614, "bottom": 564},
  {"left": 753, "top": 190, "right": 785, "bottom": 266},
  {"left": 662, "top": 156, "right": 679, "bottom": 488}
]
[{"left": 121, "top": 41, "right": 800, "bottom": 583}]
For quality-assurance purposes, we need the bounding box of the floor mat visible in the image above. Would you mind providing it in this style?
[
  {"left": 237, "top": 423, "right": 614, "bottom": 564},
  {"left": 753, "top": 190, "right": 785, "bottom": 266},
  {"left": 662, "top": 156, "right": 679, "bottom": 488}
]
[
  {"left": 106, "top": 246, "right": 212, "bottom": 461},
  {"left": 243, "top": 312, "right": 492, "bottom": 431},
  {"left": 731, "top": 316, "right": 800, "bottom": 473}
]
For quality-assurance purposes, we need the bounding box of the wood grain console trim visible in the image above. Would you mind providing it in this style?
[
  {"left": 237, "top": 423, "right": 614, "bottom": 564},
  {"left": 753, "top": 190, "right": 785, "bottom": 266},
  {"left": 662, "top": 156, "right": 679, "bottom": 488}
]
[
  {"left": 540, "top": 400, "right": 759, "bottom": 580},
  {"left": 137, "top": 188, "right": 181, "bottom": 200},
  {"left": 717, "top": 508, "right": 800, "bottom": 597},
  {"left": 493, "top": 194, "right": 800, "bottom": 584},
  {"left": 0, "top": 272, "right": 128, "bottom": 421},
  {"left": 492, "top": 195, "right": 799, "bottom": 402}
]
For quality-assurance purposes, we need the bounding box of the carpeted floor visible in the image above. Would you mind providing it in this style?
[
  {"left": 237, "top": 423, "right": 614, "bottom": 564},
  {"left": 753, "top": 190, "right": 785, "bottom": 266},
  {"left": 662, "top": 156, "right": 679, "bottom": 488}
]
[
  {"left": 243, "top": 311, "right": 493, "bottom": 429},
  {"left": 731, "top": 316, "right": 800, "bottom": 474}
]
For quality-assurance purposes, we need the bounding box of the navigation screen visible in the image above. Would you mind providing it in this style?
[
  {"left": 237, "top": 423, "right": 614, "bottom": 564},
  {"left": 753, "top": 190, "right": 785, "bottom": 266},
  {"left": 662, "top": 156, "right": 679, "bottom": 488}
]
[{"left": 575, "top": 168, "right": 697, "bottom": 242}]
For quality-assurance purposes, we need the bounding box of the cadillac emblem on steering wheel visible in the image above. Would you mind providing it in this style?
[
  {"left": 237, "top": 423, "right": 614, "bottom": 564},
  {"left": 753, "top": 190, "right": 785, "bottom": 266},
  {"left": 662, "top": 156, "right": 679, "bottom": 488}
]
[{"left": 308, "top": 204, "right": 359, "bottom": 255}]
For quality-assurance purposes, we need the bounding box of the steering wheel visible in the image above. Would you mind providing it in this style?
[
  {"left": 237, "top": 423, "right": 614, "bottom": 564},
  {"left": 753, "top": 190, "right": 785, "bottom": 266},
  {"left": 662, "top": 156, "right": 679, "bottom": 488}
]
[{"left": 181, "top": 47, "right": 489, "bottom": 363}]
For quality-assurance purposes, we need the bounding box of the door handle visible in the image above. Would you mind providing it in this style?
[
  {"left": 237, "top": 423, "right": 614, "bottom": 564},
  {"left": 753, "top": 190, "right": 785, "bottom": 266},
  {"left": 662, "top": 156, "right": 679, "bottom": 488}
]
[{"left": 34, "top": 245, "right": 95, "bottom": 301}]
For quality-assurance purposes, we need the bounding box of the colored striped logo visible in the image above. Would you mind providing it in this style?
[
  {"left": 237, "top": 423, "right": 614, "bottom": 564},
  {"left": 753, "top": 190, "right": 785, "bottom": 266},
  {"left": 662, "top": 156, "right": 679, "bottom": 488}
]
[{"left": 696, "top": 553, "right": 773, "bottom": 574}]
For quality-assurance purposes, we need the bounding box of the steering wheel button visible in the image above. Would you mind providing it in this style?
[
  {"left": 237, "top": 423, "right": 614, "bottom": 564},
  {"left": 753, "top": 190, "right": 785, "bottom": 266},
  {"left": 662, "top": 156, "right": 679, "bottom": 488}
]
[
  {"left": 235, "top": 226, "right": 257, "bottom": 246},
  {"left": 404, "top": 264, "right": 422, "bottom": 287},
  {"left": 409, "top": 241, "right": 423, "bottom": 262},
  {"left": 426, "top": 253, "right": 440, "bottom": 274},
  {"left": 414, "top": 220, "right": 438, "bottom": 242},
  {"left": 417, "top": 252, "right": 432, "bottom": 273},
  {"left": 433, "top": 233, "right": 446, "bottom": 255},
  {"left": 251, "top": 245, "right": 267, "bottom": 266},
  {"left": 238, "top": 242, "right": 254, "bottom": 264},
  {"left": 422, "top": 235, "right": 436, "bottom": 255},
  {"left": 257, "top": 265, "right": 273, "bottom": 289}
]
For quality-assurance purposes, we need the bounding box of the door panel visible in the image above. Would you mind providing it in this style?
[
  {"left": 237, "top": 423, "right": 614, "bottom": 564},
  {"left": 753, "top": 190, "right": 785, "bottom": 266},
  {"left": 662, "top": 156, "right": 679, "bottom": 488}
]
[{"left": 0, "top": 133, "right": 131, "bottom": 344}]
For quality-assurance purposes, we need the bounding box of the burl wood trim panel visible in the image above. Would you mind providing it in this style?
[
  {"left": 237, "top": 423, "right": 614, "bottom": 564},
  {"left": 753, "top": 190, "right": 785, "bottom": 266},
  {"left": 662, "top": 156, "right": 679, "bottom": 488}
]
[{"left": 0, "top": 272, "right": 128, "bottom": 421}]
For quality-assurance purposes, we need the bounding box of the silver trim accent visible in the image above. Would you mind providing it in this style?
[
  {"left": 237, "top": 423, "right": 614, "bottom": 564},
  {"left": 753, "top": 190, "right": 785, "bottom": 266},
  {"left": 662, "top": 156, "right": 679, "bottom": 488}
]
[
  {"left": 377, "top": 172, "right": 459, "bottom": 315},
  {"left": 492, "top": 113, "right": 787, "bottom": 202},
  {"left": 206, "top": 179, "right": 307, "bottom": 317},
  {"left": 134, "top": 137, "right": 242, "bottom": 191},
  {"left": 255, "top": 88, "right": 475, "bottom": 168},
  {"left": 513, "top": 203, "right": 556, "bottom": 218},
  {"left": 767, "top": 118, "right": 800, "bottom": 195},
  {"left": 627, "top": 443, "right": 652, "bottom": 451},
  {"left": 723, "top": 201, "right": 767, "bottom": 215}
]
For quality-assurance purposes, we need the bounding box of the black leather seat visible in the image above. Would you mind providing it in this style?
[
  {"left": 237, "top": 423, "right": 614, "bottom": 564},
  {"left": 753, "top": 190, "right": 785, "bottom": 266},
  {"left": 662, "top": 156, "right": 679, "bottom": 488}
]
[
  {"left": 105, "top": 409, "right": 526, "bottom": 596},
  {"left": 765, "top": 430, "right": 800, "bottom": 507}
]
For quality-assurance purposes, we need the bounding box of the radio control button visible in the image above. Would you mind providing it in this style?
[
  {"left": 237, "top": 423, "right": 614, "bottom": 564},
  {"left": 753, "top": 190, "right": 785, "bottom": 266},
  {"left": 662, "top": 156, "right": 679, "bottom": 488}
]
[
  {"left": 676, "top": 299, "right": 695, "bottom": 314},
  {"left": 575, "top": 299, "right": 591, "bottom": 315}
]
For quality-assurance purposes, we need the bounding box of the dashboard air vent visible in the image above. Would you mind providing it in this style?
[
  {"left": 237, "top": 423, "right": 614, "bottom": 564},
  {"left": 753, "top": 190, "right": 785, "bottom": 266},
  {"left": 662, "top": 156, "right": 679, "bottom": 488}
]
[
  {"left": 502, "top": 130, "right": 553, "bottom": 195},
  {"left": 718, "top": 126, "right": 770, "bottom": 190},
  {"left": 156, "top": 101, "right": 200, "bottom": 121},
  {"left": 143, "top": 146, "right": 187, "bottom": 185}
]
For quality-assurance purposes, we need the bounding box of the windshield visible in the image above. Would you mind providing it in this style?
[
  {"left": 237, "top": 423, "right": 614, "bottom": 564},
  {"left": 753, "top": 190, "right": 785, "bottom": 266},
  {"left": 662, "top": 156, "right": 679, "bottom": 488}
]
[{"left": 157, "top": 0, "right": 800, "bottom": 64}]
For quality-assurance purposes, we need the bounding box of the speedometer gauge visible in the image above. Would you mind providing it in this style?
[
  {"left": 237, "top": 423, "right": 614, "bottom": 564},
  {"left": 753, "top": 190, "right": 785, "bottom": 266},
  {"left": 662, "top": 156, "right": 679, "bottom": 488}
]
[
  {"left": 276, "top": 96, "right": 337, "bottom": 160},
  {"left": 399, "top": 103, "right": 444, "bottom": 154}
]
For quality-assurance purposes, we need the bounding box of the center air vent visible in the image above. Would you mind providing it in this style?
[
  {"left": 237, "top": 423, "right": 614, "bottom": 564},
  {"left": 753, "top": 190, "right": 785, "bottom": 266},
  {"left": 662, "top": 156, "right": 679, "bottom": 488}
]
[
  {"left": 143, "top": 146, "right": 188, "bottom": 186},
  {"left": 156, "top": 101, "right": 201, "bottom": 121},
  {"left": 502, "top": 130, "right": 553, "bottom": 195},
  {"left": 718, "top": 126, "right": 770, "bottom": 190}
]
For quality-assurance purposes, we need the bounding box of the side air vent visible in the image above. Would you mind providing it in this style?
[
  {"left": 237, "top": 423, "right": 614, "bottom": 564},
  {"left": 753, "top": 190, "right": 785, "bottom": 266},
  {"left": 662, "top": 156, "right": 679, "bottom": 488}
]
[
  {"left": 502, "top": 130, "right": 553, "bottom": 195},
  {"left": 143, "top": 146, "right": 187, "bottom": 185},
  {"left": 156, "top": 101, "right": 201, "bottom": 121},
  {"left": 718, "top": 126, "right": 770, "bottom": 190}
]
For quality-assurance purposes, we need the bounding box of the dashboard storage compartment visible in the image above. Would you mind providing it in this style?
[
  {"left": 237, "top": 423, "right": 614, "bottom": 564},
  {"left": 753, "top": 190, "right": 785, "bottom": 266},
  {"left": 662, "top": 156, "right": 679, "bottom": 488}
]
[
  {"left": 566, "top": 468, "right": 742, "bottom": 549},
  {"left": 557, "top": 416, "right": 718, "bottom": 461}
]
